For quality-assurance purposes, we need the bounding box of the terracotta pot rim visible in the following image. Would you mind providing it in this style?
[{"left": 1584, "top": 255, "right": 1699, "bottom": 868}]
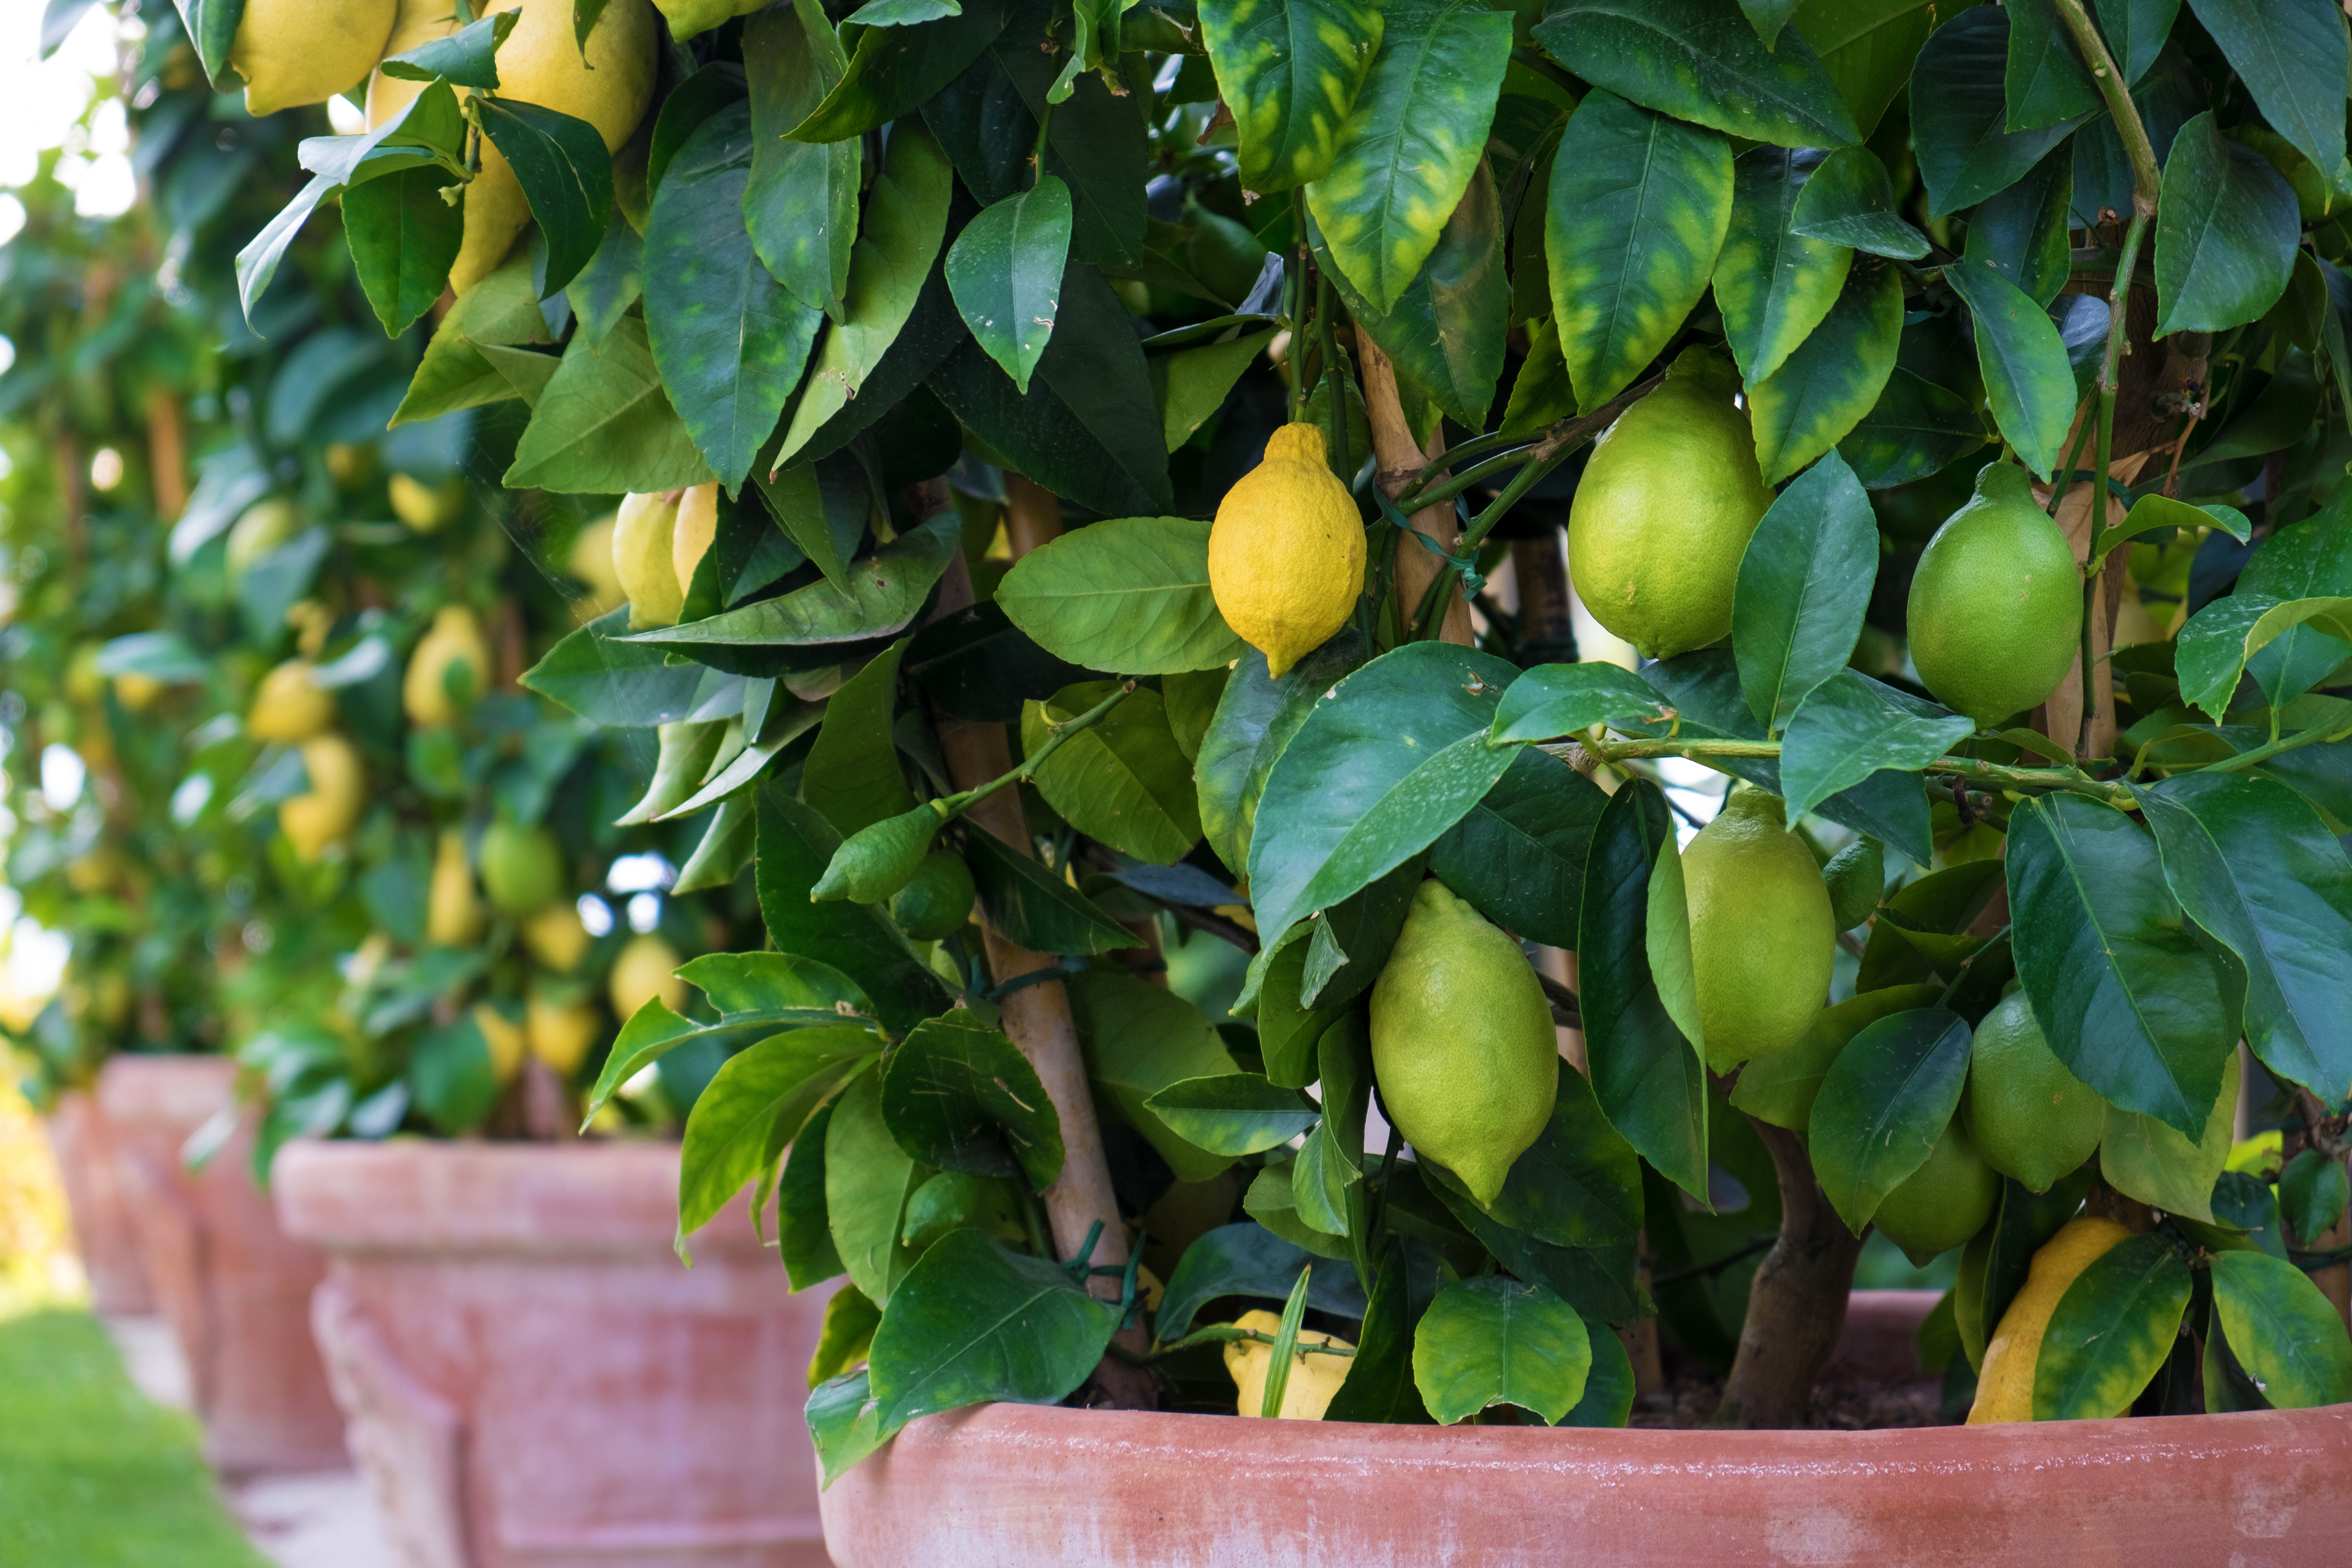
[{"left": 272, "top": 1136, "right": 771, "bottom": 1261}]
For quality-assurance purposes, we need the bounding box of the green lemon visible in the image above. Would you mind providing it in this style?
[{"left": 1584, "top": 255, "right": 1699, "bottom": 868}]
[
  {"left": 479, "top": 819, "right": 565, "bottom": 917},
  {"left": 890, "top": 852, "right": 977, "bottom": 941},
  {"left": 1684, "top": 787, "right": 1836, "bottom": 1073},
  {"left": 1965, "top": 990, "right": 2107, "bottom": 1194},
  {"left": 1566, "top": 349, "right": 1776, "bottom": 660},
  {"left": 1368, "top": 879, "right": 1557, "bottom": 1207},
  {"left": 1906, "top": 463, "right": 2083, "bottom": 726},
  {"left": 1874, "top": 1116, "right": 2000, "bottom": 1266}
]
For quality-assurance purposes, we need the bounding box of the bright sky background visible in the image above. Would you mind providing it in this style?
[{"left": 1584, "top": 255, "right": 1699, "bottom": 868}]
[{"left": 0, "top": 0, "right": 139, "bottom": 242}]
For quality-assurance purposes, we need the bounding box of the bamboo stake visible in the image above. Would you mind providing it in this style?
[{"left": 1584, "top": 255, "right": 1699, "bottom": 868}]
[{"left": 1355, "top": 326, "right": 1474, "bottom": 647}]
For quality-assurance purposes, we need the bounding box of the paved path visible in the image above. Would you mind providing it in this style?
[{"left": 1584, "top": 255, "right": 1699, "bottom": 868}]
[{"left": 103, "top": 1314, "right": 403, "bottom": 1568}]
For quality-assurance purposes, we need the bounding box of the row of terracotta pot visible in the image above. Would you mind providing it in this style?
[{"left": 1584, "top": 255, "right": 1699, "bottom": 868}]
[{"left": 45, "top": 1055, "right": 834, "bottom": 1568}]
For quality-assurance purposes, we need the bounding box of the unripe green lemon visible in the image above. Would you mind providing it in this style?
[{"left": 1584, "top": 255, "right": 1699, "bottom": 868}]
[
  {"left": 1566, "top": 349, "right": 1775, "bottom": 661},
  {"left": 225, "top": 498, "right": 302, "bottom": 584},
  {"left": 1965, "top": 990, "right": 2107, "bottom": 1194},
  {"left": 479, "top": 819, "right": 565, "bottom": 916},
  {"left": 614, "top": 490, "right": 686, "bottom": 630},
  {"left": 652, "top": 0, "right": 768, "bottom": 41},
  {"left": 1368, "top": 879, "right": 1557, "bottom": 1207},
  {"left": 1874, "top": 1116, "right": 1999, "bottom": 1266},
  {"left": 1683, "top": 787, "right": 1835, "bottom": 1073},
  {"left": 1906, "top": 463, "right": 2083, "bottom": 726},
  {"left": 891, "top": 852, "right": 977, "bottom": 941}
]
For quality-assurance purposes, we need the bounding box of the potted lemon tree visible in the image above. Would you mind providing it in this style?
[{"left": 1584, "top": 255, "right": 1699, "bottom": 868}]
[{"left": 75, "top": 0, "right": 2352, "bottom": 1557}]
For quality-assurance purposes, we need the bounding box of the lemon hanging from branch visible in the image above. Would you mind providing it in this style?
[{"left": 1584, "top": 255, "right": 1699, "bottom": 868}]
[{"left": 1208, "top": 423, "right": 1366, "bottom": 679}]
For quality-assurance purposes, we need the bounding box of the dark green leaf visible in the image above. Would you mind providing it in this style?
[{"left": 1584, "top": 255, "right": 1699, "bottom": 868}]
[
  {"left": 1472, "top": 1058, "right": 1642, "bottom": 1248},
  {"left": 1412, "top": 1274, "right": 1591, "bottom": 1425},
  {"left": 1155, "top": 1221, "right": 1366, "bottom": 1337},
  {"left": 1194, "top": 635, "right": 1370, "bottom": 873},
  {"left": 1428, "top": 749, "right": 1608, "bottom": 949},
  {"left": 868, "top": 1228, "right": 1121, "bottom": 1429},
  {"left": 1307, "top": 0, "right": 1511, "bottom": 312},
  {"left": 504, "top": 316, "right": 717, "bottom": 493},
  {"left": 1807, "top": 1006, "right": 1972, "bottom": 1232},
  {"left": 476, "top": 96, "right": 612, "bottom": 296},
  {"left": 407, "top": 1014, "right": 497, "bottom": 1134},
  {"left": 1778, "top": 669, "right": 1972, "bottom": 826},
  {"left": 2280, "top": 1148, "right": 2352, "bottom": 1243},
  {"left": 756, "top": 792, "right": 955, "bottom": 1032},
  {"left": 993, "top": 38, "right": 1149, "bottom": 268},
  {"left": 904, "top": 600, "right": 1092, "bottom": 724},
  {"left": 962, "top": 825, "right": 1139, "bottom": 955},
  {"left": 630, "top": 514, "right": 958, "bottom": 652},
  {"left": 1489, "top": 661, "right": 1673, "bottom": 744},
  {"left": 781, "top": 1097, "right": 846, "bottom": 1290},
  {"left": 746, "top": 2, "right": 861, "bottom": 320},
  {"left": 788, "top": 0, "right": 1011, "bottom": 144},
  {"left": 996, "top": 516, "right": 1245, "bottom": 675},
  {"left": 2007, "top": 794, "right": 2234, "bottom": 1137},
  {"left": 1321, "top": 1239, "right": 1437, "bottom": 1423},
  {"left": 947, "top": 178, "right": 1074, "bottom": 393},
  {"left": 1910, "top": 8, "right": 2095, "bottom": 218},
  {"left": 1729, "top": 981, "right": 1940, "bottom": 1130},
  {"left": 1733, "top": 447, "right": 1880, "bottom": 733},
  {"left": 2154, "top": 111, "right": 2301, "bottom": 337},
  {"left": 2093, "top": 0, "right": 2181, "bottom": 86},
  {"left": 1837, "top": 311, "right": 1991, "bottom": 489},
  {"left": 1545, "top": 90, "right": 1734, "bottom": 410},
  {"left": 1942, "top": 257, "right": 2076, "bottom": 477},
  {"left": 1246, "top": 642, "right": 1522, "bottom": 956},
  {"left": 801, "top": 639, "right": 916, "bottom": 842},
  {"left": 1788, "top": 144, "right": 1928, "bottom": 260},
  {"left": 880, "top": 1009, "right": 1064, "bottom": 1189},
  {"left": 343, "top": 165, "right": 464, "bottom": 337},
  {"left": 1964, "top": 147, "right": 2073, "bottom": 307},
  {"left": 2138, "top": 772, "right": 2352, "bottom": 1102},
  {"left": 2002, "top": 0, "right": 2100, "bottom": 131},
  {"left": 1578, "top": 779, "right": 1708, "bottom": 1199},
  {"left": 1022, "top": 682, "right": 1201, "bottom": 864},
  {"left": 1533, "top": 0, "right": 1860, "bottom": 148},
  {"left": 827, "top": 1065, "right": 926, "bottom": 1304},
  {"left": 379, "top": 11, "right": 515, "bottom": 86},
  {"left": 1067, "top": 971, "right": 1244, "bottom": 1184},
  {"left": 2033, "top": 1232, "right": 2191, "bottom": 1419},
  {"left": 677, "top": 1025, "right": 883, "bottom": 1246},
  {"left": 565, "top": 207, "right": 642, "bottom": 347},
  {"left": 1796, "top": 0, "right": 1940, "bottom": 140},
  {"left": 1720, "top": 146, "right": 1852, "bottom": 386},
  {"left": 1144, "top": 1073, "right": 1321, "bottom": 1156},
  {"left": 393, "top": 252, "right": 555, "bottom": 425},
  {"left": 2185, "top": 0, "right": 2347, "bottom": 189},
  {"left": 2210, "top": 1248, "right": 2352, "bottom": 1408},
  {"left": 520, "top": 606, "right": 709, "bottom": 725},
  {"left": 1195, "top": 0, "right": 1384, "bottom": 192}
]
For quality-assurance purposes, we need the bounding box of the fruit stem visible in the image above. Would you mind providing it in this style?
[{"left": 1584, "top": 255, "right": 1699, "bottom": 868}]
[
  {"left": 1557, "top": 735, "right": 2139, "bottom": 808},
  {"left": 1936, "top": 923, "right": 2010, "bottom": 1007},
  {"left": 1389, "top": 372, "right": 1664, "bottom": 518},
  {"left": 2049, "top": 0, "right": 2163, "bottom": 219},
  {"left": 943, "top": 681, "right": 1135, "bottom": 821}
]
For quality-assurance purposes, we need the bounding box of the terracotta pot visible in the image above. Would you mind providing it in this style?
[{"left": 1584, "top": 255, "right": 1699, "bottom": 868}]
[
  {"left": 821, "top": 1288, "right": 2352, "bottom": 1568},
  {"left": 273, "top": 1138, "right": 835, "bottom": 1568},
  {"left": 96, "top": 1053, "right": 345, "bottom": 1473},
  {"left": 42, "top": 1086, "right": 154, "bottom": 1313}
]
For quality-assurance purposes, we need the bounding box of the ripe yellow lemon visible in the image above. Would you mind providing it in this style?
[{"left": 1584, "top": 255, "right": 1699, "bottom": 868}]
[
  {"left": 248, "top": 660, "right": 335, "bottom": 744},
  {"left": 526, "top": 988, "right": 602, "bottom": 1076},
  {"left": 1968, "top": 1216, "right": 2138, "bottom": 1424},
  {"left": 1208, "top": 422, "right": 1366, "bottom": 679},
  {"left": 1683, "top": 787, "right": 1835, "bottom": 1073},
  {"left": 1567, "top": 350, "right": 1775, "bottom": 660},
  {"left": 474, "top": 1003, "right": 528, "bottom": 1082},
  {"left": 441, "top": 0, "right": 659, "bottom": 294},
  {"left": 389, "top": 472, "right": 467, "bottom": 533},
  {"left": 569, "top": 512, "right": 625, "bottom": 616},
  {"left": 425, "top": 829, "right": 486, "bottom": 947},
  {"left": 1368, "top": 879, "right": 1558, "bottom": 1207},
  {"left": 609, "top": 932, "right": 687, "bottom": 1021},
  {"left": 1224, "top": 1309, "right": 1355, "bottom": 1419},
  {"left": 230, "top": 0, "right": 397, "bottom": 116},
  {"left": 614, "top": 490, "right": 686, "bottom": 630},
  {"left": 671, "top": 482, "right": 720, "bottom": 603},
  {"left": 1872, "top": 1115, "right": 1999, "bottom": 1265},
  {"left": 403, "top": 604, "right": 493, "bottom": 726},
  {"left": 1907, "top": 463, "right": 2083, "bottom": 726},
  {"left": 480, "top": 819, "right": 565, "bottom": 915},
  {"left": 282, "top": 735, "right": 366, "bottom": 860},
  {"left": 364, "top": 0, "right": 457, "bottom": 128},
  {"left": 522, "top": 901, "right": 593, "bottom": 971},
  {"left": 111, "top": 672, "right": 163, "bottom": 712},
  {"left": 1966, "top": 991, "right": 2107, "bottom": 1194}
]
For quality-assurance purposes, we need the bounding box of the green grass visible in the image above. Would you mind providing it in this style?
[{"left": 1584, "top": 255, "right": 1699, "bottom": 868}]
[{"left": 0, "top": 1307, "right": 270, "bottom": 1568}]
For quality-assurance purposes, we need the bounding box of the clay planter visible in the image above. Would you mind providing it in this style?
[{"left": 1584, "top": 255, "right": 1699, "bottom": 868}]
[
  {"left": 273, "top": 1139, "right": 834, "bottom": 1568},
  {"left": 42, "top": 1086, "right": 154, "bottom": 1312},
  {"left": 821, "top": 1288, "right": 2352, "bottom": 1568},
  {"left": 97, "top": 1052, "right": 344, "bottom": 1473}
]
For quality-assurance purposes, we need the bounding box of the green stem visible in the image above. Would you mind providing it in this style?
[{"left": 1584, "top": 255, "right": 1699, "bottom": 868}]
[
  {"left": 2049, "top": 0, "right": 2163, "bottom": 214},
  {"left": 1392, "top": 441, "right": 1541, "bottom": 518},
  {"left": 1937, "top": 923, "right": 2011, "bottom": 1007},
  {"left": 949, "top": 682, "right": 1134, "bottom": 820},
  {"left": 1460, "top": 441, "right": 1580, "bottom": 552},
  {"left": 1316, "top": 263, "right": 1347, "bottom": 479},
  {"left": 2196, "top": 719, "right": 2352, "bottom": 776},
  {"left": 1287, "top": 190, "right": 1311, "bottom": 421},
  {"left": 2048, "top": 388, "right": 2099, "bottom": 520},
  {"left": 1554, "top": 734, "right": 2141, "bottom": 808}
]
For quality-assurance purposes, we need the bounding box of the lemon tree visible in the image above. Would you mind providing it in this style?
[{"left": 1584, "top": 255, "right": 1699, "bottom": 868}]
[{"left": 10, "top": 0, "right": 2352, "bottom": 1478}]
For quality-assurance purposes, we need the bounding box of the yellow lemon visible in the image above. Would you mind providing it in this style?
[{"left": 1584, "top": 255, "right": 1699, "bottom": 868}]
[
  {"left": 474, "top": 1003, "right": 527, "bottom": 1082},
  {"left": 1683, "top": 787, "right": 1835, "bottom": 1072},
  {"left": 403, "top": 604, "right": 492, "bottom": 726},
  {"left": 569, "top": 512, "right": 625, "bottom": 615},
  {"left": 614, "top": 490, "right": 686, "bottom": 629},
  {"left": 389, "top": 472, "right": 467, "bottom": 532},
  {"left": 112, "top": 672, "right": 164, "bottom": 713},
  {"left": 522, "top": 901, "right": 593, "bottom": 972},
  {"left": 230, "top": 0, "right": 397, "bottom": 116},
  {"left": 1567, "top": 349, "right": 1775, "bottom": 660},
  {"left": 440, "top": 0, "right": 659, "bottom": 294},
  {"left": 608, "top": 932, "right": 687, "bottom": 1021},
  {"left": 364, "top": 0, "right": 460, "bottom": 129},
  {"left": 1907, "top": 463, "right": 2083, "bottom": 726},
  {"left": 525, "top": 989, "right": 602, "bottom": 1077},
  {"left": 1208, "top": 422, "right": 1366, "bottom": 678},
  {"left": 1966, "top": 991, "right": 2107, "bottom": 1194},
  {"left": 1369, "top": 878, "right": 1558, "bottom": 1207},
  {"left": 226, "top": 498, "right": 302, "bottom": 585},
  {"left": 672, "top": 482, "right": 720, "bottom": 602},
  {"left": 247, "top": 660, "right": 335, "bottom": 744},
  {"left": 425, "top": 829, "right": 486, "bottom": 947},
  {"left": 1223, "top": 1309, "right": 1355, "bottom": 1419},
  {"left": 282, "top": 735, "right": 366, "bottom": 860},
  {"left": 1968, "top": 1216, "right": 2138, "bottom": 1424}
]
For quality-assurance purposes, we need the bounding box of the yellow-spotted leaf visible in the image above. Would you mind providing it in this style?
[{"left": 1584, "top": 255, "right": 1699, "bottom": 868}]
[
  {"left": 1198, "top": 0, "right": 1384, "bottom": 194},
  {"left": 1305, "top": 0, "right": 1512, "bottom": 313}
]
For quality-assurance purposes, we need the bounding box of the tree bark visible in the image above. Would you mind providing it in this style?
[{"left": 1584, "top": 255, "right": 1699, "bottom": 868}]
[
  {"left": 920, "top": 505, "right": 1155, "bottom": 1408},
  {"left": 1355, "top": 325, "right": 1474, "bottom": 647},
  {"left": 1713, "top": 1116, "right": 1865, "bottom": 1428}
]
